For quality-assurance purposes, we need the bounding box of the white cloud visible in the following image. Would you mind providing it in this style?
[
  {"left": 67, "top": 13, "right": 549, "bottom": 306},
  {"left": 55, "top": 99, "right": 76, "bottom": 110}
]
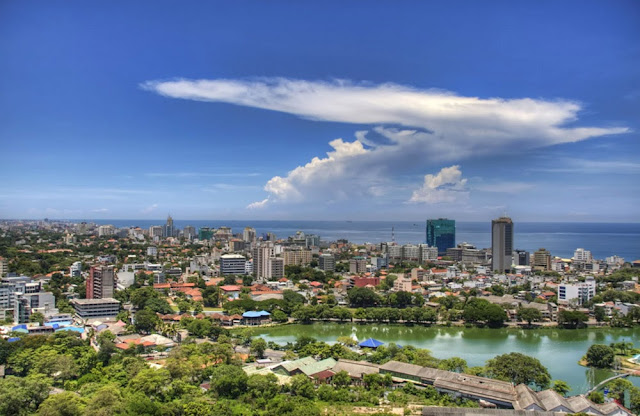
[
  {"left": 91, "top": 208, "right": 110, "bottom": 213},
  {"left": 247, "top": 197, "right": 269, "bottom": 209},
  {"left": 141, "top": 203, "right": 158, "bottom": 214},
  {"left": 143, "top": 77, "right": 629, "bottom": 206},
  {"left": 408, "top": 165, "right": 468, "bottom": 203}
]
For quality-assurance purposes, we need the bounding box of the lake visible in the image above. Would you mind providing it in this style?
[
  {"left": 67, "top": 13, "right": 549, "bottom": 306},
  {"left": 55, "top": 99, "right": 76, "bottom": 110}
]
[{"left": 251, "top": 323, "right": 640, "bottom": 394}]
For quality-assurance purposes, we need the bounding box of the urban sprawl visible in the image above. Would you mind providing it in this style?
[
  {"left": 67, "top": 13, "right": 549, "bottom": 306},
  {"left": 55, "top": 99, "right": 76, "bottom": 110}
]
[{"left": 0, "top": 217, "right": 639, "bottom": 416}]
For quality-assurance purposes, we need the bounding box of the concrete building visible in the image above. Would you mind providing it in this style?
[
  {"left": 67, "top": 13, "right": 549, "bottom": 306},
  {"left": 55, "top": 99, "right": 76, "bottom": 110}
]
[
  {"left": 147, "top": 246, "right": 158, "bottom": 257},
  {"left": 426, "top": 218, "right": 456, "bottom": 255},
  {"left": 198, "top": 227, "right": 214, "bottom": 240},
  {"left": 71, "top": 298, "right": 120, "bottom": 319},
  {"left": 513, "top": 249, "right": 530, "bottom": 266},
  {"left": 419, "top": 245, "right": 439, "bottom": 263},
  {"left": 253, "top": 242, "right": 275, "bottom": 280},
  {"left": 220, "top": 254, "right": 247, "bottom": 275},
  {"left": 393, "top": 276, "right": 413, "bottom": 292},
  {"left": 97, "top": 225, "right": 115, "bottom": 237},
  {"left": 149, "top": 226, "right": 163, "bottom": 239},
  {"left": 14, "top": 291, "right": 57, "bottom": 324},
  {"left": 0, "top": 257, "right": 8, "bottom": 278},
  {"left": 533, "top": 248, "right": 552, "bottom": 271},
  {"left": 163, "top": 215, "right": 175, "bottom": 238},
  {"left": 349, "top": 257, "right": 367, "bottom": 274},
  {"left": 491, "top": 217, "right": 513, "bottom": 273},
  {"left": 87, "top": 265, "right": 117, "bottom": 299},
  {"left": 267, "top": 257, "right": 284, "bottom": 280},
  {"left": 318, "top": 253, "right": 336, "bottom": 271},
  {"left": 183, "top": 225, "right": 196, "bottom": 241},
  {"left": 243, "top": 227, "right": 256, "bottom": 243},
  {"left": 558, "top": 277, "right": 596, "bottom": 306},
  {"left": 70, "top": 261, "right": 82, "bottom": 277},
  {"left": 283, "top": 248, "right": 312, "bottom": 267}
]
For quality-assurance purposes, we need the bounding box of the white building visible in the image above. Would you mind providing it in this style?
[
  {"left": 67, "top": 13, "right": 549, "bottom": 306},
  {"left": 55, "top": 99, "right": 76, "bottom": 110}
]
[
  {"left": 573, "top": 248, "right": 593, "bottom": 264},
  {"left": 220, "top": 254, "right": 248, "bottom": 275},
  {"left": 97, "top": 225, "right": 115, "bottom": 237},
  {"left": 558, "top": 277, "right": 596, "bottom": 305},
  {"left": 147, "top": 246, "right": 158, "bottom": 257},
  {"left": 70, "top": 261, "right": 82, "bottom": 277}
]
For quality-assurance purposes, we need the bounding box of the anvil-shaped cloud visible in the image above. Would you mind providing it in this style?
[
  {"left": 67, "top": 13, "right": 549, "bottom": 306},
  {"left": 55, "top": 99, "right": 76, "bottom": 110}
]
[{"left": 143, "top": 78, "right": 628, "bottom": 207}]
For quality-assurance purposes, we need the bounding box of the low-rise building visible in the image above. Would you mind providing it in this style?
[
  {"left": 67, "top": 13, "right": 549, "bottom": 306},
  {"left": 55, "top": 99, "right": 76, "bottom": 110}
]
[{"left": 70, "top": 298, "right": 120, "bottom": 319}]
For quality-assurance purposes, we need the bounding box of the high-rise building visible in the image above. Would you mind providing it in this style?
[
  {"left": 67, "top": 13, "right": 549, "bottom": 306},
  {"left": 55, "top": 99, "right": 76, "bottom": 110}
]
[
  {"left": 426, "top": 219, "right": 456, "bottom": 255},
  {"left": 283, "top": 248, "right": 313, "bottom": 266},
  {"left": 87, "top": 266, "right": 117, "bottom": 299},
  {"left": 349, "top": 257, "right": 367, "bottom": 274},
  {"left": 149, "top": 226, "right": 163, "bottom": 239},
  {"left": 491, "top": 217, "right": 513, "bottom": 273},
  {"left": 252, "top": 242, "right": 275, "bottom": 280},
  {"left": 266, "top": 257, "right": 284, "bottom": 280},
  {"left": 318, "top": 254, "right": 335, "bottom": 271},
  {"left": 198, "top": 227, "right": 214, "bottom": 240},
  {"left": 97, "top": 225, "right": 115, "bottom": 237},
  {"left": 533, "top": 248, "right": 552, "bottom": 271},
  {"left": 163, "top": 215, "right": 175, "bottom": 238},
  {"left": 513, "top": 249, "right": 530, "bottom": 266},
  {"left": 243, "top": 227, "right": 256, "bottom": 243},
  {"left": 220, "top": 254, "right": 248, "bottom": 275},
  {"left": 0, "top": 257, "right": 8, "bottom": 278},
  {"left": 573, "top": 248, "right": 592, "bottom": 264},
  {"left": 183, "top": 225, "right": 196, "bottom": 241}
]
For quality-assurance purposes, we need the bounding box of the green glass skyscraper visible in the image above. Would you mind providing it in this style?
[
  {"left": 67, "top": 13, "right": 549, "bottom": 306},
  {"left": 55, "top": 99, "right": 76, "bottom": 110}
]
[{"left": 426, "top": 218, "right": 456, "bottom": 255}]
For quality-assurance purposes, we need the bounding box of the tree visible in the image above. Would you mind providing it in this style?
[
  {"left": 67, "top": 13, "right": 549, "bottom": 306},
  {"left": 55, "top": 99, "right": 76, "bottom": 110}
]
[
  {"left": 551, "top": 380, "right": 571, "bottom": 396},
  {"left": 331, "top": 370, "right": 351, "bottom": 387},
  {"left": 29, "top": 312, "right": 45, "bottom": 326},
  {"left": 251, "top": 337, "right": 267, "bottom": 359},
  {"left": 128, "top": 368, "right": 172, "bottom": 400},
  {"left": 485, "top": 352, "right": 551, "bottom": 389},
  {"left": 272, "top": 309, "right": 288, "bottom": 322},
  {"left": 585, "top": 344, "right": 615, "bottom": 368},
  {"left": 594, "top": 306, "right": 606, "bottom": 323},
  {"left": 134, "top": 308, "right": 160, "bottom": 333},
  {"left": 37, "top": 391, "right": 85, "bottom": 416},
  {"left": 558, "top": 310, "right": 588, "bottom": 328},
  {"left": 347, "top": 287, "right": 380, "bottom": 307},
  {"left": 247, "top": 373, "right": 280, "bottom": 401},
  {"left": 178, "top": 300, "right": 191, "bottom": 314},
  {"left": 438, "top": 357, "right": 467, "bottom": 373},
  {"left": 517, "top": 308, "right": 542, "bottom": 325},
  {"left": 0, "top": 374, "right": 52, "bottom": 416},
  {"left": 588, "top": 391, "right": 604, "bottom": 404},
  {"left": 208, "top": 364, "right": 248, "bottom": 398},
  {"left": 290, "top": 374, "right": 316, "bottom": 399}
]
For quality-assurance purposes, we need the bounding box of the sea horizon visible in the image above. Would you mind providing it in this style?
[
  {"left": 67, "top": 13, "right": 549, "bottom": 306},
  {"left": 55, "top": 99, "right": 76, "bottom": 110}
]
[{"left": 6, "top": 219, "right": 636, "bottom": 261}]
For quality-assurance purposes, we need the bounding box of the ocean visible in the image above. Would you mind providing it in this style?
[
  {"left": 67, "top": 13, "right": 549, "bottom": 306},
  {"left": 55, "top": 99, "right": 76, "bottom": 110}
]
[{"left": 81, "top": 220, "right": 640, "bottom": 261}]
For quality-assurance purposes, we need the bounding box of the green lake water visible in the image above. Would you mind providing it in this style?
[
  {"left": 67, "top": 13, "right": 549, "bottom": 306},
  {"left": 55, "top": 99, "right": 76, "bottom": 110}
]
[{"left": 251, "top": 323, "right": 640, "bottom": 394}]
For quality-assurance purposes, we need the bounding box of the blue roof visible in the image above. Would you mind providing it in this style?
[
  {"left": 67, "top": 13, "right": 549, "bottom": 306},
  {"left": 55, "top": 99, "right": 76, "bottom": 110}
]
[
  {"left": 359, "top": 338, "right": 384, "bottom": 348},
  {"left": 7, "top": 337, "right": 21, "bottom": 343},
  {"left": 12, "top": 325, "right": 27, "bottom": 331},
  {"left": 242, "top": 310, "right": 271, "bottom": 318}
]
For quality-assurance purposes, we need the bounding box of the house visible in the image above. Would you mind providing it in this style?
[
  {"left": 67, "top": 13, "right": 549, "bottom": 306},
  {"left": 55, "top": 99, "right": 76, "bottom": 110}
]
[
  {"left": 220, "top": 285, "right": 242, "bottom": 300},
  {"left": 242, "top": 310, "right": 271, "bottom": 326},
  {"left": 331, "top": 359, "right": 380, "bottom": 383}
]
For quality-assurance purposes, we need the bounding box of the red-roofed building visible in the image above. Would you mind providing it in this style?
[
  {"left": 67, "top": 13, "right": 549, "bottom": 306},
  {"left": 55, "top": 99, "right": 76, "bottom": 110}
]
[{"left": 220, "top": 285, "right": 242, "bottom": 299}]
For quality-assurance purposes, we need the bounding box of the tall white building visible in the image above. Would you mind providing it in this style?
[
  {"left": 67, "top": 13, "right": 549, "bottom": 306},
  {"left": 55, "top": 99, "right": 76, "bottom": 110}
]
[
  {"left": 243, "top": 227, "right": 256, "bottom": 243},
  {"left": 149, "top": 226, "right": 163, "bottom": 238},
  {"left": 97, "top": 225, "right": 115, "bottom": 237},
  {"left": 0, "top": 257, "right": 8, "bottom": 278},
  {"left": 573, "top": 248, "right": 593, "bottom": 264},
  {"left": 266, "top": 257, "right": 284, "bottom": 280},
  {"left": 70, "top": 261, "right": 82, "bottom": 277},
  {"left": 252, "top": 242, "right": 275, "bottom": 280}
]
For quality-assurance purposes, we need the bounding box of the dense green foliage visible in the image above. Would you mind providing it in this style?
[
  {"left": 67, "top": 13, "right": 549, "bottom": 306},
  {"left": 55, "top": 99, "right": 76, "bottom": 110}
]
[{"left": 585, "top": 344, "right": 615, "bottom": 368}]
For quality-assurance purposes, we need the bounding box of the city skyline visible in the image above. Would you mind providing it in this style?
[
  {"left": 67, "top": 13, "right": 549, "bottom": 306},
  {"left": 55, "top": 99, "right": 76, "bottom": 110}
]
[{"left": 1, "top": 1, "right": 639, "bottom": 221}]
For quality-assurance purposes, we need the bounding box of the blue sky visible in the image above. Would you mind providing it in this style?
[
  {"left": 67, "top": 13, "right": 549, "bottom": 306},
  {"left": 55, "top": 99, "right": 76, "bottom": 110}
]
[{"left": 1, "top": 1, "right": 639, "bottom": 221}]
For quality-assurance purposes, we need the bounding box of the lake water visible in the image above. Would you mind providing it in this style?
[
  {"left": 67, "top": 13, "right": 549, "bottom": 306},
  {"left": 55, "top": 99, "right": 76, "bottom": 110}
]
[
  {"left": 251, "top": 323, "right": 640, "bottom": 394},
  {"left": 84, "top": 219, "right": 640, "bottom": 260}
]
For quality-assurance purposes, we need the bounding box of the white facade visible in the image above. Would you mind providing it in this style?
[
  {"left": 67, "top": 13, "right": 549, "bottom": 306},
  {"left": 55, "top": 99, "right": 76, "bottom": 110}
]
[
  {"left": 97, "top": 225, "right": 115, "bottom": 237},
  {"left": 220, "top": 254, "right": 248, "bottom": 275},
  {"left": 573, "top": 248, "right": 592, "bottom": 263},
  {"left": 558, "top": 277, "right": 596, "bottom": 305}
]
